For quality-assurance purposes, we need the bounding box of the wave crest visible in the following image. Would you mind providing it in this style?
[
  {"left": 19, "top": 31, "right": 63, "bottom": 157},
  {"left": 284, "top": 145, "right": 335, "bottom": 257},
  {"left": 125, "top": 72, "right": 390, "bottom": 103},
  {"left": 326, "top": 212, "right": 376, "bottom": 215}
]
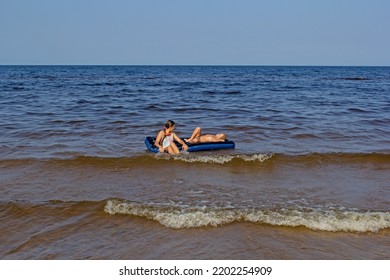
[
  {"left": 155, "top": 153, "right": 274, "bottom": 164},
  {"left": 104, "top": 200, "right": 390, "bottom": 233}
]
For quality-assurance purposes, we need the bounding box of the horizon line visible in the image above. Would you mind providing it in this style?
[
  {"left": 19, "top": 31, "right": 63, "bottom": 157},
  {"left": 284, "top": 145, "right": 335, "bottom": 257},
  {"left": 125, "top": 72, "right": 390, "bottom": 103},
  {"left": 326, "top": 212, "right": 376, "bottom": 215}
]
[{"left": 1, "top": 64, "right": 389, "bottom": 67}]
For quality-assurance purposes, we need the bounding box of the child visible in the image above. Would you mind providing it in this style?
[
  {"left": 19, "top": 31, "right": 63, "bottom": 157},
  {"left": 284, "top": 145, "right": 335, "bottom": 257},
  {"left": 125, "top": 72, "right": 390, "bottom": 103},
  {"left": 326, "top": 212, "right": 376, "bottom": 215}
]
[
  {"left": 185, "top": 127, "right": 227, "bottom": 144},
  {"left": 154, "top": 120, "right": 188, "bottom": 154}
]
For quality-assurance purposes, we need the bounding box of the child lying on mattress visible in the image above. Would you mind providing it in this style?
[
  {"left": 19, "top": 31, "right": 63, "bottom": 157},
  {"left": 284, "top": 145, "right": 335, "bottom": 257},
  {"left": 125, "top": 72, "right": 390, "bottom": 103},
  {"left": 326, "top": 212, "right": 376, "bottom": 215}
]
[{"left": 185, "top": 127, "right": 227, "bottom": 144}]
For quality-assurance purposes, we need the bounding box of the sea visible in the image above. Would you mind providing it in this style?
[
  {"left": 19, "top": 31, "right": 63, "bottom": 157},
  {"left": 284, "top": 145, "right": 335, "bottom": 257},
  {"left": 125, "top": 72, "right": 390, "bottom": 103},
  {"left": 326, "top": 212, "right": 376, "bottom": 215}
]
[{"left": 0, "top": 65, "right": 389, "bottom": 259}]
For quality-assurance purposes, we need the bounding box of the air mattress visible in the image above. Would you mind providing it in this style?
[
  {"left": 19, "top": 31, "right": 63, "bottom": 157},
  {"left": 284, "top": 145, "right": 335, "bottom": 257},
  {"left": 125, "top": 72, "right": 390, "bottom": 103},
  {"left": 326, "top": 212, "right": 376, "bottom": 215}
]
[{"left": 145, "top": 137, "right": 235, "bottom": 153}]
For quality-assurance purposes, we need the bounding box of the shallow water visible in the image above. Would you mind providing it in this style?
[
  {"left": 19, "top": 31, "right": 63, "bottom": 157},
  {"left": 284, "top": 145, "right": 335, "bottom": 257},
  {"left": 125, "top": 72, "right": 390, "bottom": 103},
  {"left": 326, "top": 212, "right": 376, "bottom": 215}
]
[{"left": 0, "top": 66, "right": 389, "bottom": 259}]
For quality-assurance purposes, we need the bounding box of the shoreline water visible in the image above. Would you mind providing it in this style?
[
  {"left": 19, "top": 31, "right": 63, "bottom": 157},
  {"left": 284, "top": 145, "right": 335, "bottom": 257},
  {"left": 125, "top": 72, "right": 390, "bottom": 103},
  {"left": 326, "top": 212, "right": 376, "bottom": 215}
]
[{"left": 1, "top": 66, "right": 389, "bottom": 259}]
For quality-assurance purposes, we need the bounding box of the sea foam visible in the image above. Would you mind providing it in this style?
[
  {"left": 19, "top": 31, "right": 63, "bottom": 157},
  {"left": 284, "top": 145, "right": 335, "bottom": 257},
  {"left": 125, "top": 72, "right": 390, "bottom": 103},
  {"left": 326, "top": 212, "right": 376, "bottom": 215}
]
[
  {"left": 155, "top": 153, "right": 274, "bottom": 164},
  {"left": 104, "top": 200, "right": 390, "bottom": 233}
]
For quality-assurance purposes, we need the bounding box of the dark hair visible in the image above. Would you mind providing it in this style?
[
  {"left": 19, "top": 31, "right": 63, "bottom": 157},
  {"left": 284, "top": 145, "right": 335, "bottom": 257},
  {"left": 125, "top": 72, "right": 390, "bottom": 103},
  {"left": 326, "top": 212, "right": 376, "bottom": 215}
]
[{"left": 165, "top": 120, "right": 175, "bottom": 129}]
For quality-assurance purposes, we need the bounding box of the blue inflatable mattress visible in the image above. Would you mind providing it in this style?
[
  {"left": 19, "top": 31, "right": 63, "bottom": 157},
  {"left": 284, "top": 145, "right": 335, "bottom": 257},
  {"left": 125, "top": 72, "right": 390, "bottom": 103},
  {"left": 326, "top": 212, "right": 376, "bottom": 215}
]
[{"left": 145, "top": 136, "right": 235, "bottom": 153}]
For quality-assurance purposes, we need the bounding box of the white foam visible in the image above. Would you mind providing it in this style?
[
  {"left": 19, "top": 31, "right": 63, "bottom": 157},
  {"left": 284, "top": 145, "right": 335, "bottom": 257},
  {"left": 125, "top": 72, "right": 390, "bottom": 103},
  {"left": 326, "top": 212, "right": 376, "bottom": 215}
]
[
  {"left": 155, "top": 153, "right": 274, "bottom": 164},
  {"left": 238, "top": 153, "right": 274, "bottom": 162},
  {"left": 244, "top": 209, "right": 390, "bottom": 233},
  {"left": 104, "top": 200, "right": 390, "bottom": 232}
]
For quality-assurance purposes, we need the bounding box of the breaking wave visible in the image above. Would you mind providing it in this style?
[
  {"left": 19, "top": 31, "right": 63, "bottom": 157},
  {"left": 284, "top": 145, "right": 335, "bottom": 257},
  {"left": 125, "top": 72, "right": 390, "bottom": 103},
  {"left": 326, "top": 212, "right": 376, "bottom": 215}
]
[
  {"left": 157, "top": 153, "right": 274, "bottom": 164},
  {"left": 104, "top": 199, "right": 390, "bottom": 233},
  {"left": 1, "top": 152, "right": 388, "bottom": 167}
]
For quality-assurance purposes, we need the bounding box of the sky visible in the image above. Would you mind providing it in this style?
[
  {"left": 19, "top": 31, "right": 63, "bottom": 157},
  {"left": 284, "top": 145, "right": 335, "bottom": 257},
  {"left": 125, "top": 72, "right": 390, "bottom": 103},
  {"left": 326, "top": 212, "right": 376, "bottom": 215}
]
[{"left": 1, "top": 0, "right": 389, "bottom": 66}]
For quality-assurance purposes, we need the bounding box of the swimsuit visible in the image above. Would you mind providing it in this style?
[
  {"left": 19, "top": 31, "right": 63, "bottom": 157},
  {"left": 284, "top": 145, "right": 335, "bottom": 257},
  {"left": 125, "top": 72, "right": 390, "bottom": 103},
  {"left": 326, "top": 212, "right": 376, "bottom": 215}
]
[{"left": 162, "top": 133, "right": 174, "bottom": 148}]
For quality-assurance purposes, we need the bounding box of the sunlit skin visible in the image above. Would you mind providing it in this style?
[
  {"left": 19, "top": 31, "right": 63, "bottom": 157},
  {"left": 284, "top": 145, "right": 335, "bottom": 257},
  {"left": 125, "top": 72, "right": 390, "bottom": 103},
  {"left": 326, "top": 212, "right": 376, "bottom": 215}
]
[
  {"left": 155, "top": 123, "right": 188, "bottom": 154},
  {"left": 185, "top": 127, "right": 227, "bottom": 144}
]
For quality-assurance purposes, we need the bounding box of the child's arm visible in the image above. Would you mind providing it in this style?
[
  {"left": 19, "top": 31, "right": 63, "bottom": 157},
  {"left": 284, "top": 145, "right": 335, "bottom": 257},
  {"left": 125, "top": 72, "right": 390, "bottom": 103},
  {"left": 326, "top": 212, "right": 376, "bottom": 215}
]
[
  {"left": 154, "top": 131, "right": 165, "bottom": 153},
  {"left": 174, "top": 133, "right": 188, "bottom": 151}
]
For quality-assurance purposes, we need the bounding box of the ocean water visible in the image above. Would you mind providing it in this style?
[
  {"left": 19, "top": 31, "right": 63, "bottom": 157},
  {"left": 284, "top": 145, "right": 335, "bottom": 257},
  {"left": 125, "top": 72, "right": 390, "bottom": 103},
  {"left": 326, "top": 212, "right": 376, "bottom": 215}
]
[{"left": 0, "top": 65, "right": 389, "bottom": 259}]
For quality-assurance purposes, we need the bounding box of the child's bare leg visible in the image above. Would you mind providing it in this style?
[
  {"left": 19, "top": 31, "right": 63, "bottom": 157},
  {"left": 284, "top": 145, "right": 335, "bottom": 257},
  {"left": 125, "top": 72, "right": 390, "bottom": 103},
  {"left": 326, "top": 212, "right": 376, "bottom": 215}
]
[
  {"left": 186, "top": 127, "right": 201, "bottom": 142},
  {"left": 170, "top": 143, "right": 180, "bottom": 154},
  {"left": 166, "top": 146, "right": 174, "bottom": 154},
  {"left": 165, "top": 143, "right": 180, "bottom": 154}
]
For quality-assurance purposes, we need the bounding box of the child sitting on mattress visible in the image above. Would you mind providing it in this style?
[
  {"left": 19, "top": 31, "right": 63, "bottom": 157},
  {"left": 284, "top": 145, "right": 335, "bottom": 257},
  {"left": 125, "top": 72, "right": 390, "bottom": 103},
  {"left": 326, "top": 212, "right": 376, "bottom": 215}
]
[
  {"left": 154, "top": 120, "right": 188, "bottom": 154},
  {"left": 185, "top": 127, "right": 227, "bottom": 144}
]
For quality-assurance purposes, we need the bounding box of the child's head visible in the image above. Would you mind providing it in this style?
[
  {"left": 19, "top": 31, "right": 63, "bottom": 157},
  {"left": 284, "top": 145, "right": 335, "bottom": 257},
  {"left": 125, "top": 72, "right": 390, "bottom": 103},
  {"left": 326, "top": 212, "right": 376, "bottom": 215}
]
[
  {"left": 164, "top": 120, "right": 176, "bottom": 132},
  {"left": 216, "top": 133, "right": 227, "bottom": 141}
]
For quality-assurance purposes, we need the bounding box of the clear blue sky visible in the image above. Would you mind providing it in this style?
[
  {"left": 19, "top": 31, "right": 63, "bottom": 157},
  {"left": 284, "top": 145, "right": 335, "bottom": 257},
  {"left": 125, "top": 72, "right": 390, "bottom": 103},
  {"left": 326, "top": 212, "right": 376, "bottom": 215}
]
[{"left": 1, "top": 0, "right": 389, "bottom": 65}]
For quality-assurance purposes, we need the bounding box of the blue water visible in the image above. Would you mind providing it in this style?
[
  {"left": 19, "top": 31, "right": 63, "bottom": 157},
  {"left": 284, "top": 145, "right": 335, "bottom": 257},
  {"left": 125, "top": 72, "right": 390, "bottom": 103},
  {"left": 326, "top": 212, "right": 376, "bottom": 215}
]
[
  {"left": 1, "top": 66, "right": 389, "bottom": 259},
  {"left": 1, "top": 66, "right": 389, "bottom": 158}
]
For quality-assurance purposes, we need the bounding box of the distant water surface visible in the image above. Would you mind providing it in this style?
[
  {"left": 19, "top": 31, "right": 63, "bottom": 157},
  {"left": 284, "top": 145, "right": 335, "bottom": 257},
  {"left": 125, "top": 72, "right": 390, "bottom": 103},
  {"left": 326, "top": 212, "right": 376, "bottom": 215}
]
[{"left": 0, "top": 66, "right": 389, "bottom": 259}]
